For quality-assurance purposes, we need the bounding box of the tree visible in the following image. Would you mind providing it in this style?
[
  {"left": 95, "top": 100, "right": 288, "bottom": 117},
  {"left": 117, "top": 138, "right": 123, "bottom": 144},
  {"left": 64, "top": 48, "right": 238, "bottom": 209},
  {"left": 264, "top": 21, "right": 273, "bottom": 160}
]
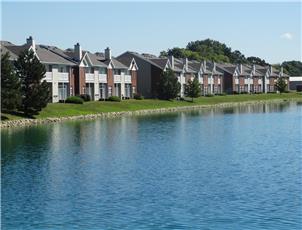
[
  {"left": 159, "top": 51, "right": 168, "bottom": 58},
  {"left": 275, "top": 77, "right": 287, "bottom": 93},
  {"left": 157, "top": 68, "right": 180, "bottom": 100},
  {"left": 15, "top": 49, "right": 51, "bottom": 116},
  {"left": 1, "top": 52, "right": 21, "bottom": 111},
  {"left": 281, "top": 61, "right": 302, "bottom": 76},
  {"left": 247, "top": 56, "right": 268, "bottom": 65},
  {"left": 185, "top": 77, "right": 201, "bottom": 102}
]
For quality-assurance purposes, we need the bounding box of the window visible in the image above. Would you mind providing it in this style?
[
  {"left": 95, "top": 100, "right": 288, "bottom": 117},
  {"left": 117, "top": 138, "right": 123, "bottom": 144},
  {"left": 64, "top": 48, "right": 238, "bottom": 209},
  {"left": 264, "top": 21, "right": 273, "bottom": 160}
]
[
  {"left": 99, "top": 83, "right": 107, "bottom": 99},
  {"left": 244, "top": 84, "right": 248, "bottom": 92},
  {"left": 58, "top": 83, "right": 69, "bottom": 100},
  {"left": 114, "top": 69, "right": 121, "bottom": 75},
  {"left": 85, "top": 68, "right": 94, "bottom": 74},
  {"left": 99, "top": 68, "right": 107, "bottom": 74},
  {"left": 58, "top": 67, "right": 64, "bottom": 73},
  {"left": 48, "top": 65, "right": 52, "bottom": 72},
  {"left": 85, "top": 83, "right": 94, "bottom": 98},
  {"left": 125, "top": 84, "right": 131, "bottom": 98},
  {"left": 250, "top": 84, "right": 254, "bottom": 92},
  {"left": 114, "top": 83, "right": 121, "bottom": 97}
]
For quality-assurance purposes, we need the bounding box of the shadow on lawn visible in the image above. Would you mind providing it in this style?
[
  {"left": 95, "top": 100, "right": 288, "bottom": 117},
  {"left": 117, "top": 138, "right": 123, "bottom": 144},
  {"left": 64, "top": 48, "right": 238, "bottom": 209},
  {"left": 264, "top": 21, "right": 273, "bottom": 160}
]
[{"left": 1, "top": 110, "right": 35, "bottom": 119}]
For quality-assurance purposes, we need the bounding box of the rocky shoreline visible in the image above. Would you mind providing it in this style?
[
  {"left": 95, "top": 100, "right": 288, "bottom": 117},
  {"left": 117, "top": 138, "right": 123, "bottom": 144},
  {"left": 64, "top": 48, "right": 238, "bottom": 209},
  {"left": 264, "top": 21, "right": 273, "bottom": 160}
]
[{"left": 1, "top": 99, "right": 300, "bottom": 129}]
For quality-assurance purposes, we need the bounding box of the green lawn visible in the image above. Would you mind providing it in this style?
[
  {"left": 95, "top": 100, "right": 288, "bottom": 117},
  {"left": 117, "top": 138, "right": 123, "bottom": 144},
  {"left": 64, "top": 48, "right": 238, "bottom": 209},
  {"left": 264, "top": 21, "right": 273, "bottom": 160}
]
[{"left": 2, "top": 93, "right": 302, "bottom": 121}]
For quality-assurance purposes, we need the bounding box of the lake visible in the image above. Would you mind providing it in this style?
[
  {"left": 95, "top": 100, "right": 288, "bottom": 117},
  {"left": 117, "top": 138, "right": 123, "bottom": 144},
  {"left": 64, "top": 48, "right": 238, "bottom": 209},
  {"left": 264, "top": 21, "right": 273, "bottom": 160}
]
[{"left": 2, "top": 102, "right": 302, "bottom": 229}]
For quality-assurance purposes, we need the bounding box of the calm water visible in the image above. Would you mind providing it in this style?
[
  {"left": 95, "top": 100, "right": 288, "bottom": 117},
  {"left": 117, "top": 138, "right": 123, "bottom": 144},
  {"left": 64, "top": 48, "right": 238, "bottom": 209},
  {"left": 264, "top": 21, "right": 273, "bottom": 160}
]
[{"left": 2, "top": 102, "right": 302, "bottom": 229}]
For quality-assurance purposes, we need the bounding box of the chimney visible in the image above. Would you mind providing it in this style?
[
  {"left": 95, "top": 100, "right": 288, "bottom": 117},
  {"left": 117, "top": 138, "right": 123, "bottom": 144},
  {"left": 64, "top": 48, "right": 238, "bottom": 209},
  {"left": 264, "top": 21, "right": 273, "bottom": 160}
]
[
  {"left": 184, "top": 58, "right": 188, "bottom": 71},
  {"left": 270, "top": 65, "right": 273, "bottom": 75},
  {"left": 203, "top": 60, "right": 207, "bottom": 72},
  {"left": 212, "top": 61, "right": 216, "bottom": 72},
  {"left": 105, "top": 47, "right": 111, "bottom": 60},
  {"left": 169, "top": 55, "right": 174, "bottom": 69},
  {"left": 74, "top": 43, "right": 82, "bottom": 61},
  {"left": 252, "top": 64, "right": 256, "bottom": 74},
  {"left": 280, "top": 66, "right": 283, "bottom": 76},
  {"left": 239, "top": 63, "right": 243, "bottom": 74},
  {"left": 26, "top": 36, "right": 35, "bottom": 50}
]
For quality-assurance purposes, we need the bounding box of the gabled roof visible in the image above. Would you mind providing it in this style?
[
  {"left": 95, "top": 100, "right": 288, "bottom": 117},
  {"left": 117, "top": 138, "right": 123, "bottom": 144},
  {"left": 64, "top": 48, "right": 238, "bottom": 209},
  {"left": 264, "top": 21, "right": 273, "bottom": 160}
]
[
  {"left": 85, "top": 52, "right": 107, "bottom": 67},
  {"left": 36, "top": 45, "right": 76, "bottom": 65},
  {"left": 216, "top": 63, "right": 238, "bottom": 75},
  {"left": 1, "top": 41, "right": 76, "bottom": 65},
  {"left": 188, "top": 60, "right": 202, "bottom": 72},
  {"left": 119, "top": 51, "right": 164, "bottom": 70},
  {"left": 0, "top": 45, "right": 19, "bottom": 60},
  {"left": 206, "top": 62, "right": 223, "bottom": 75},
  {"left": 116, "top": 56, "right": 138, "bottom": 70},
  {"left": 101, "top": 57, "right": 128, "bottom": 69},
  {"left": 149, "top": 58, "right": 170, "bottom": 70}
]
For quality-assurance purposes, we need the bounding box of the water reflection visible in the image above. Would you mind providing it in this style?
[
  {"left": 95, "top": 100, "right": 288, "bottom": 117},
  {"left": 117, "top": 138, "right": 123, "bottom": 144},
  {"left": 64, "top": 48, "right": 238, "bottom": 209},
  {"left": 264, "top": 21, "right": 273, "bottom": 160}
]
[{"left": 1, "top": 101, "right": 301, "bottom": 229}]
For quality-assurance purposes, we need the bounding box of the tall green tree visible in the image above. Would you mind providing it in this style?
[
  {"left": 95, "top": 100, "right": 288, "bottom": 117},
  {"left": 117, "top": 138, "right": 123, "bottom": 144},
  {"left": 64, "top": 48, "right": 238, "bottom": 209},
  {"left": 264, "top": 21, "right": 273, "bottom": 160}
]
[
  {"left": 185, "top": 77, "right": 201, "bottom": 102},
  {"left": 157, "top": 68, "right": 180, "bottom": 100},
  {"left": 275, "top": 77, "right": 287, "bottom": 93},
  {"left": 1, "top": 52, "right": 21, "bottom": 111},
  {"left": 15, "top": 49, "right": 51, "bottom": 115}
]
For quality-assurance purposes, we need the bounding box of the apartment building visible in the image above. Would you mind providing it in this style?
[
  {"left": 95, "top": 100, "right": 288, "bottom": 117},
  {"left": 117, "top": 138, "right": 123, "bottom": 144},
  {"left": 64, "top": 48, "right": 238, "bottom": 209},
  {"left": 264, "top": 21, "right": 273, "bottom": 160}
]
[
  {"left": 1, "top": 37, "right": 77, "bottom": 103},
  {"left": 256, "top": 65, "right": 289, "bottom": 93},
  {"left": 1, "top": 37, "right": 138, "bottom": 102},
  {"left": 189, "top": 60, "right": 223, "bottom": 95}
]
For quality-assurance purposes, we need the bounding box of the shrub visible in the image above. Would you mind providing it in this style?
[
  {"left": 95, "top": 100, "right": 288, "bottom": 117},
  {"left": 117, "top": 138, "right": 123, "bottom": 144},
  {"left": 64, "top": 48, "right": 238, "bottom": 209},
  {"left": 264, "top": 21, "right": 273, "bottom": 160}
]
[
  {"left": 108, "top": 96, "right": 121, "bottom": 102},
  {"left": 134, "top": 93, "right": 144, "bottom": 100},
  {"left": 65, "top": 96, "right": 84, "bottom": 104},
  {"left": 233, "top": 91, "right": 239, "bottom": 95},
  {"left": 240, "top": 91, "right": 248, "bottom": 94},
  {"left": 80, "top": 94, "right": 91, "bottom": 101},
  {"left": 217, "top": 93, "right": 227, "bottom": 96}
]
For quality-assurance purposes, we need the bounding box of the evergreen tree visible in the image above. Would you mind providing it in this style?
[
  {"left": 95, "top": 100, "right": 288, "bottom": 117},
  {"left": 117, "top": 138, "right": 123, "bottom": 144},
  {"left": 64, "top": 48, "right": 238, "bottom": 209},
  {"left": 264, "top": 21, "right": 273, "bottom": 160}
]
[
  {"left": 275, "top": 77, "right": 287, "bottom": 93},
  {"left": 157, "top": 68, "right": 180, "bottom": 100},
  {"left": 1, "top": 52, "right": 21, "bottom": 111},
  {"left": 185, "top": 77, "right": 201, "bottom": 102},
  {"left": 15, "top": 49, "right": 51, "bottom": 115}
]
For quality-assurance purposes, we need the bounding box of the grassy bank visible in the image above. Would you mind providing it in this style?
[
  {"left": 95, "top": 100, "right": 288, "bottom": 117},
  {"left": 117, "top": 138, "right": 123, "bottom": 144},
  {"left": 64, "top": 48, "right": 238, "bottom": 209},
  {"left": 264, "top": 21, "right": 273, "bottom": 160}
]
[{"left": 1, "top": 93, "right": 302, "bottom": 121}]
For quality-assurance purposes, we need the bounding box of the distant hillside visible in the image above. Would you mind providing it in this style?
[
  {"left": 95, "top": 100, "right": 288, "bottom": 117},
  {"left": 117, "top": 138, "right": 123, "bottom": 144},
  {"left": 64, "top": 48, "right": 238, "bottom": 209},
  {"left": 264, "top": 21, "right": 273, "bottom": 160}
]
[{"left": 159, "top": 38, "right": 302, "bottom": 75}]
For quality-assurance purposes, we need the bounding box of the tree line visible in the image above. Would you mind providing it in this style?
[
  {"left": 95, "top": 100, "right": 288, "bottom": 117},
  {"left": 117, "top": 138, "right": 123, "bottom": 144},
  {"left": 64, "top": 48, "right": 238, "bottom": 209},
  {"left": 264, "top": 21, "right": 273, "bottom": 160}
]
[
  {"left": 1, "top": 50, "right": 51, "bottom": 116},
  {"left": 159, "top": 39, "right": 302, "bottom": 76}
]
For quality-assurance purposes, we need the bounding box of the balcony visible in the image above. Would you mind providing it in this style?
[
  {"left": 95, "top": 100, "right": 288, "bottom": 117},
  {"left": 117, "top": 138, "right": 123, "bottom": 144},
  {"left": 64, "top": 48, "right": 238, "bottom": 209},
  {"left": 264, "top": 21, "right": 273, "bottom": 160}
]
[
  {"left": 85, "top": 73, "right": 94, "bottom": 83},
  {"left": 125, "top": 75, "right": 131, "bottom": 83},
  {"left": 44, "top": 72, "right": 52, "bottom": 82},
  {"left": 114, "top": 75, "right": 121, "bottom": 83},
  {"left": 98, "top": 74, "right": 107, "bottom": 83},
  {"left": 58, "top": 72, "right": 69, "bottom": 82}
]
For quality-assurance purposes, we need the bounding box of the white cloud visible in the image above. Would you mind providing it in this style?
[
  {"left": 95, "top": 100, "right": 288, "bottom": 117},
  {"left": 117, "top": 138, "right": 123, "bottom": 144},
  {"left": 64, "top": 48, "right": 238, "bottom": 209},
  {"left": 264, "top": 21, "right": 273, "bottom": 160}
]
[{"left": 281, "top": 32, "right": 293, "bottom": 40}]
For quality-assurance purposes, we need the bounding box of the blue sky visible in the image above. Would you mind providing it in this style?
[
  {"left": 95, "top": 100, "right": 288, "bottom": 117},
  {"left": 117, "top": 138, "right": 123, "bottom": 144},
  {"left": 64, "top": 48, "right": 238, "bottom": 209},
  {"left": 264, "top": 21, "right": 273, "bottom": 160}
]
[{"left": 1, "top": 1, "right": 301, "bottom": 63}]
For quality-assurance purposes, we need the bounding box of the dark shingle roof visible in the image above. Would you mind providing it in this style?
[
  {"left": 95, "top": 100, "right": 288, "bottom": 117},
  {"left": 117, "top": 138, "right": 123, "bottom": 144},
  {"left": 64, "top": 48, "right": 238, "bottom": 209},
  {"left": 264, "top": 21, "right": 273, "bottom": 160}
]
[
  {"left": 123, "top": 51, "right": 164, "bottom": 69},
  {"left": 149, "top": 58, "right": 169, "bottom": 70},
  {"left": 36, "top": 45, "right": 76, "bottom": 65},
  {"left": 2, "top": 42, "right": 76, "bottom": 65}
]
